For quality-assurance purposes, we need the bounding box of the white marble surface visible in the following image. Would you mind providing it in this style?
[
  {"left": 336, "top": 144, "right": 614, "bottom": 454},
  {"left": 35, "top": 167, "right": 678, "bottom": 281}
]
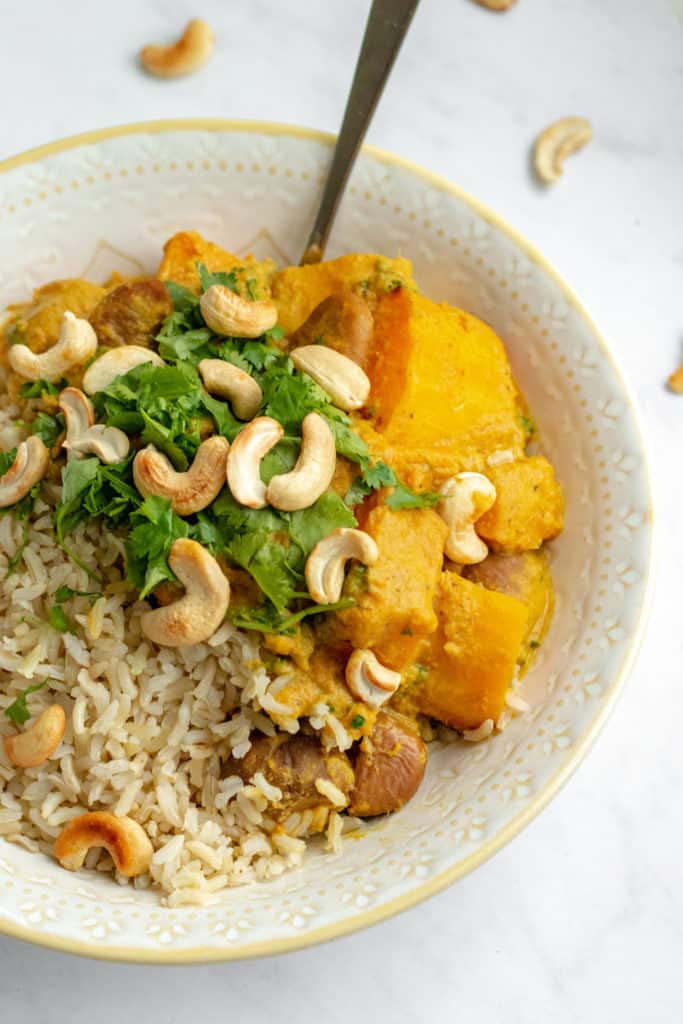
[{"left": 0, "top": 0, "right": 681, "bottom": 1019}]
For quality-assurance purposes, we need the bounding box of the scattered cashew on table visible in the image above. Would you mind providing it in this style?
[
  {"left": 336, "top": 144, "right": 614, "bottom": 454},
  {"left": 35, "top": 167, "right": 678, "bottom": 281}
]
[
  {"left": 140, "top": 19, "right": 214, "bottom": 79},
  {"left": 471, "top": 0, "right": 517, "bottom": 9},
  {"left": 668, "top": 365, "right": 683, "bottom": 394},
  {"left": 533, "top": 117, "right": 594, "bottom": 185}
]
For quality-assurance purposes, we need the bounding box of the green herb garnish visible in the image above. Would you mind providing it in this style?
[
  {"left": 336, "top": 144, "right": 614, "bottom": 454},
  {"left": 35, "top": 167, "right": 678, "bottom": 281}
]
[
  {"left": 345, "top": 460, "right": 397, "bottom": 505},
  {"left": 49, "top": 604, "right": 74, "bottom": 634},
  {"left": 519, "top": 414, "right": 536, "bottom": 436},
  {"left": 350, "top": 714, "right": 365, "bottom": 729},
  {"left": 30, "top": 410, "right": 64, "bottom": 448},
  {"left": 197, "top": 263, "right": 238, "bottom": 294},
  {"left": 4, "top": 680, "right": 49, "bottom": 725},
  {"left": 229, "top": 597, "right": 355, "bottom": 636},
  {"left": 125, "top": 495, "right": 189, "bottom": 598},
  {"left": 385, "top": 483, "right": 440, "bottom": 511},
  {"left": 19, "top": 379, "right": 63, "bottom": 399}
]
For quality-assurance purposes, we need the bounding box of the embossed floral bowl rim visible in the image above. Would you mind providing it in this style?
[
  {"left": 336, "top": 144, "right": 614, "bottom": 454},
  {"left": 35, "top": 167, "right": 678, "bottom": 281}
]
[{"left": 0, "top": 120, "right": 654, "bottom": 962}]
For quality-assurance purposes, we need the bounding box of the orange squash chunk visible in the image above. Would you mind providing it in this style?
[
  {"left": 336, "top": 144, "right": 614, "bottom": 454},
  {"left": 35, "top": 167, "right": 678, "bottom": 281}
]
[
  {"left": 157, "top": 231, "right": 275, "bottom": 296},
  {"left": 331, "top": 505, "right": 447, "bottom": 671},
  {"left": 271, "top": 254, "right": 414, "bottom": 336},
  {"left": 477, "top": 456, "right": 564, "bottom": 552},
  {"left": 367, "top": 289, "right": 526, "bottom": 461},
  {"left": 417, "top": 573, "right": 527, "bottom": 730},
  {"left": 4, "top": 279, "right": 107, "bottom": 356}
]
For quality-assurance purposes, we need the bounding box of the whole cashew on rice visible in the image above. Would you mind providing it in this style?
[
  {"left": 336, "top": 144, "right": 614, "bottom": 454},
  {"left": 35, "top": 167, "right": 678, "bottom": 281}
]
[
  {"left": 55, "top": 811, "right": 153, "bottom": 877},
  {"left": 9, "top": 311, "right": 97, "bottom": 382},
  {"left": 3, "top": 705, "right": 66, "bottom": 768},
  {"left": 141, "top": 538, "right": 230, "bottom": 647},
  {"left": 0, "top": 436, "right": 49, "bottom": 508}
]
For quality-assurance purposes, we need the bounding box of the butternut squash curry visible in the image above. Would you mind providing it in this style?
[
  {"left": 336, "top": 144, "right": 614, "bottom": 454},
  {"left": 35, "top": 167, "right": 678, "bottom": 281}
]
[{"left": 0, "top": 231, "right": 563, "bottom": 846}]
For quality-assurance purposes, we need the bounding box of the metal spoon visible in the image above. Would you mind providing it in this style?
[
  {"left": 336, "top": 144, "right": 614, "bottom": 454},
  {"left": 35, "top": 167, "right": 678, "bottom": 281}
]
[{"left": 301, "top": 0, "right": 420, "bottom": 265}]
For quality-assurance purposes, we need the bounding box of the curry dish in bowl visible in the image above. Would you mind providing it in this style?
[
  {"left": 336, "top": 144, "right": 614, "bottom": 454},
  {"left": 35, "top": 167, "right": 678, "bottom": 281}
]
[{"left": 0, "top": 230, "right": 563, "bottom": 904}]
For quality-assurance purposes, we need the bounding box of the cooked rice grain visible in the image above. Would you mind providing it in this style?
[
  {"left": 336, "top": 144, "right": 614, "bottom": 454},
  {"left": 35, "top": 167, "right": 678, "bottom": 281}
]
[{"left": 0, "top": 401, "right": 343, "bottom": 903}]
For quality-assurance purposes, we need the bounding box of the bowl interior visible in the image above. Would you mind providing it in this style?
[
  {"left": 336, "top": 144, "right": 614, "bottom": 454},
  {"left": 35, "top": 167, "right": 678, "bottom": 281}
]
[{"left": 0, "top": 123, "right": 652, "bottom": 961}]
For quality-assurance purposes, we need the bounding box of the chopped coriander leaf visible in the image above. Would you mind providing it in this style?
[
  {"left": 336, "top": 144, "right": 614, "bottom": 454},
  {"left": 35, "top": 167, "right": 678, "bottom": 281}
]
[
  {"left": 157, "top": 327, "right": 214, "bottom": 365},
  {"left": 197, "top": 262, "right": 238, "bottom": 294},
  {"left": 190, "top": 512, "right": 224, "bottom": 552},
  {"left": 385, "top": 483, "right": 440, "bottom": 511},
  {"left": 238, "top": 339, "right": 283, "bottom": 372},
  {"left": 288, "top": 492, "right": 357, "bottom": 556},
  {"left": 261, "top": 363, "right": 331, "bottom": 433},
  {"left": 350, "top": 714, "right": 365, "bottom": 729},
  {"left": 229, "top": 596, "right": 355, "bottom": 635},
  {"left": 323, "top": 412, "right": 371, "bottom": 466},
  {"left": 19, "top": 379, "right": 63, "bottom": 399},
  {"left": 139, "top": 409, "right": 194, "bottom": 471},
  {"left": 30, "top": 410, "right": 64, "bottom": 448},
  {"left": 259, "top": 439, "right": 299, "bottom": 484},
  {"left": 54, "top": 456, "right": 140, "bottom": 544},
  {"left": 94, "top": 359, "right": 242, "bottom": 461},
  {"left": 209, "top": 489, "right": 288, "bottom": 536},
  {"left": 54, "top": 584, "right": 102, "bottom": 605},
  {"left": 227, "top": 532, "right": 300, "bottom": 612},
  {"left": 345, "top": 460, "right": 397, "bottom": 505},
  {"left": 5, "top": 522, "right": 29, "bottom": 579},
  {"left": 265, "top": 325, "right": 285, "bottom": 342},
  {"left": 246, "top": 278, "right": 258, "bottom": 301},
  {"left": 0, "top": 449, "right": 41, "bottom": 520},
  {"left": 529, "top": 639, "right": 540, "bottom": 648},
  {"left": 164, "top": 281, "right": 201, "bottom": 315},
  {"left": 49, "top": 604, "right": 74, "bottom": 634},
  {"left": 519, "top": 414, "right": 536, "bottom": 435},
  {"left": 4, "top": 680, "right": 48, "bottom": 725},
  {"left": 0, "top": 447, "right": 16, "bottom": 478},
  {"left": 126, "top": 495, "right": 189, "bottom": 598}
]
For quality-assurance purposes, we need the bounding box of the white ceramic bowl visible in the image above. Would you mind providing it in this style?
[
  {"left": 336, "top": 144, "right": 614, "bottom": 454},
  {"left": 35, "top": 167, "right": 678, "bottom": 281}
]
[{"left": 0, "top": 121, "right": 653, "bottom": 962}]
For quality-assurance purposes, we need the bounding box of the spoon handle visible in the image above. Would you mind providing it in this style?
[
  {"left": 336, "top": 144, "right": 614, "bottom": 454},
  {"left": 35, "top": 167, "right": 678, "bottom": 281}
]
[{"left": 301, "top": 0, "right": 420, "bottom": 265}]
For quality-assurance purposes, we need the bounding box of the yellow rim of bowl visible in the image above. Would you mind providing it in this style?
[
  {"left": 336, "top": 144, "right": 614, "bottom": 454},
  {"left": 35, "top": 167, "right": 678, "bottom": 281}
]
[{"left": 0, "top": 119, "right": 655, "bottom": 964}]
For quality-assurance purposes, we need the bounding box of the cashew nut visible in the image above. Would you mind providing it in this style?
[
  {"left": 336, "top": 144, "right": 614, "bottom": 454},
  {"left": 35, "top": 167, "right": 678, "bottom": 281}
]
[
  {"left": 305, "top": 527, "right": 379, "bottom": 604},
  {"left": 140, "top": 18, "right": 214, "bottom": 78},
  {"left": 289, "top": 345, "right": 370, "bottom": 411},
  {"left": 200, "top": 285, "right": 278, "bottom": 339},
  {"left": 266, "top": 413, "right": 336, "bottom": 511},
  {"left": 0, "top": 436, "right": 49, "bottom": 508},
  {"left": 345, "top": 650, "right": 401, "bottom": 709},
  {"left": 3, "top": 705, "right": 66, "bottom": 768},
  {"left": 9, "top": 311, "right": 97, "bottom": 382},
  {"left": 141, "top": 538, "right": 230, "bottom": 647},
  {"left": 58, "top": 387, "right": 129, "bottom": 464},
  {"left": 198, "top": 358, "right": 263, "bottom": 420},
  {"left": 54, "top": 811, "right": 153, "bottom": 877},
  {"left": 83, "top": 345, "right": 165, "bottom": 394},
  {"left": 226, "top": 416, "right": 284, "bottom": 509},
  {"left": 534, "top": 117, "right": 593, "bottom": 185},
  {"left": 472, "top": 0, "right": 517, "bottom": 10},
  {"left": 437, "top": 472, "right": 497, "bottom": 564},
  {"left": 669, "top": 366, "right": 683, "bottom": 394},
  {"left": 133, "top": 435, "right": 230, "bottom": 514}
]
